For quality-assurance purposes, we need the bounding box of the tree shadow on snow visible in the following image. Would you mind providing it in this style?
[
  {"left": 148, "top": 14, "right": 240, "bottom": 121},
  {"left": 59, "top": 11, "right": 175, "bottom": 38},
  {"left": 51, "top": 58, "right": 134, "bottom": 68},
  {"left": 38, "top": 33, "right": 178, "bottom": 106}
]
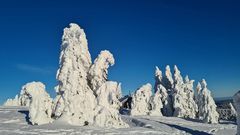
[
  {"left": 154, "top": 120, "right": 211, "bottom": 135},
  {"left": 18, "top": 110, "right": 31, "bottom": 125}
]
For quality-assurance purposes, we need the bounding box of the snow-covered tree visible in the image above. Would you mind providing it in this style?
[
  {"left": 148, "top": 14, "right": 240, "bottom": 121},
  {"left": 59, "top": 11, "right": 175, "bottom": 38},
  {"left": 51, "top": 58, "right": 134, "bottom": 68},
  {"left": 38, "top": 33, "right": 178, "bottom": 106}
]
[
  {"left": 172, "top": 65, "right": 186, "bottom": 117},
  {"left": 19, "top": 84, "right": 32, "bottom": 106},
  {"left": 52, "top": 23, "right": 127, "bottom": 128},
  {"left": 94, "top": 81, "right": 128, "bottom": 128},
  {"left": 183, "top": 75, "right": 198, "bottom": 118},
  {"left": 172, "top": 66, "right": 198, "bottom": 119},
  {"left": 149, "top": 88, "right": 163, "bottom": 116},
  {"left": 196, "top": 79, "right": 219, "bottom": 123},
  {"left": 24, "top": 82, "right": 53, "bottom": 125},
  {"left": 88, "top": 50, "right": 115, "bottom": 92},
  {"left": 131, "top": 83, "right": 152, "bottom": 116},
  {"left": 154, "top": 66, "right": 173, "bottom": 116},
  {"left": 234, "top": 91, "right": 240, "bottom": 135},
  {"left": 53, "top": 23, "right": 96, "bottom": 125},
  {"left": 229, "top": 102, "right": 237, "bottom": 117}
]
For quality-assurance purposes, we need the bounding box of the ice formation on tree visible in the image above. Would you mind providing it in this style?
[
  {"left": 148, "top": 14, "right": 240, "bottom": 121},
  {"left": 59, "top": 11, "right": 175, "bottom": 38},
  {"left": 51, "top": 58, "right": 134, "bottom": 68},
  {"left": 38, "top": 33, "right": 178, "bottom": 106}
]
[
  {"left": 88, "top": 50, "right": 115, "bottom": 92},
  {"left": 131, "top": 83, "right": 152, "bottom": 116},
  {"left": 52, "top": 23, "right": 127, "bottom": 128},
  {"left": 234, "top": 91, "right": 240, "bottom": 135},
  {"left": 196, "top": 79, "right": 219, "bottom": 123},
  {"left": 154, "top": 66, "right": 173, "bottom": 116},
  {"left": 149, "top": 88, "right": 163, "bottom": 116},
  {"left": 4, "top": 95, "right": 20, "bottom": 106},
  {"left": 94, "top": 81, "right": 128, "bottom": 128},
  {"left": 23, "top": 82, "right": 53, "bottom": 125}
]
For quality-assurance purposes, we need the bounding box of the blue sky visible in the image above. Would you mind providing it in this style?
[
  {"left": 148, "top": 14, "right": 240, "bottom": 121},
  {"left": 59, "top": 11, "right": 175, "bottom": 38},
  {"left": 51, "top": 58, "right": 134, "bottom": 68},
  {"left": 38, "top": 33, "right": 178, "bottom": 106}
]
[{"left": 0, "top": 0, "right": 240, "bottom": 104}]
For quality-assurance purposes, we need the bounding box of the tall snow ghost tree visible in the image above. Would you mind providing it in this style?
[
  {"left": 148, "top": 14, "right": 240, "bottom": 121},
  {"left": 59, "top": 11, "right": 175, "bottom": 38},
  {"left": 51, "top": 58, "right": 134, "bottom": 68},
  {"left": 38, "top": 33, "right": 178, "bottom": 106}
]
[
  {"left": 24, "top": 82, "right": 53, "bottom": 125},
  {"left": 53, "top": 23, "right": 128, "bottom": 128},
  {"left": 131, "top": 83, "right": 152, "bottom": 116},
  {"left": 172, "top": 66, "right": 198, "bottom": 118},
  {"left": 154, "top": 66, "right": 173, "bottom": 116},
  {"left": 53, "top": 23, "right": 96, "bottom": 125},
  {"left": 88, "top": 50, "right": 115, "bottom": 92},
  {"left": 196, "top": 79, "right": 219, "bottom": 123},
  {"left": 234, "top": 91, "right": 240, "bottom": 135}
]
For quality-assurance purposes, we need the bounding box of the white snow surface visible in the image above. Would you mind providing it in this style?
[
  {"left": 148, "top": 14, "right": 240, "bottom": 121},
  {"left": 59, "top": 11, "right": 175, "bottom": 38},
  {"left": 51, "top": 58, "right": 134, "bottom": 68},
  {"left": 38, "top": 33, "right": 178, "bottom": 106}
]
[{"left": 0, "top": 106, "right": 237, "bottom": 135}]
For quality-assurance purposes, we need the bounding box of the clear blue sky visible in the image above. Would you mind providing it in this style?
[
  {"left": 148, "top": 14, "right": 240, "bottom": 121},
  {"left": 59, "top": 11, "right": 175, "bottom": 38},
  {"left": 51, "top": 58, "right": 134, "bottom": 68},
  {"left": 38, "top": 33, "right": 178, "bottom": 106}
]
[{"left": 0, "top": 0, "right": 240, "bottom": 104}]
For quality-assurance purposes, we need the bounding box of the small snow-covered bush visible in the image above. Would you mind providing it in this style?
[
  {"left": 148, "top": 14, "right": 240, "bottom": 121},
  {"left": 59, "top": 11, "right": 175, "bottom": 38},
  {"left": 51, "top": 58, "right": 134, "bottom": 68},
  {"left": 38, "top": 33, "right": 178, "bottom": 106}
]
[{"left": 24, "top": 82, "right": 53, "bottom": 125}]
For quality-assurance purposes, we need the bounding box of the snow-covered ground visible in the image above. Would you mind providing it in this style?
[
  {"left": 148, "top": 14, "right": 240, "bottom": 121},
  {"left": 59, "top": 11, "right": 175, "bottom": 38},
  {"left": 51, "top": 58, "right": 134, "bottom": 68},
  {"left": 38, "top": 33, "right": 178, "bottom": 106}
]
[{"left": 0, "top": 106, "right": 236, "bottom": 135}]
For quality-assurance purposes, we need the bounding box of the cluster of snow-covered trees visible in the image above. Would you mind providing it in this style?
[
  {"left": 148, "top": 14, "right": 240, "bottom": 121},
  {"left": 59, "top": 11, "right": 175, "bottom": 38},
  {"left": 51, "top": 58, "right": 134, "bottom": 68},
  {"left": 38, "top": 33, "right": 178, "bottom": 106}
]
[
  {"left": 4, "top": 23, "right": 128, "bottom": 128},
  {"left": 130, "top": 65, "right": 219, "bottom": 124},
  {"left": 4, "top": 23, "right": 223, "bottom": 128}
]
